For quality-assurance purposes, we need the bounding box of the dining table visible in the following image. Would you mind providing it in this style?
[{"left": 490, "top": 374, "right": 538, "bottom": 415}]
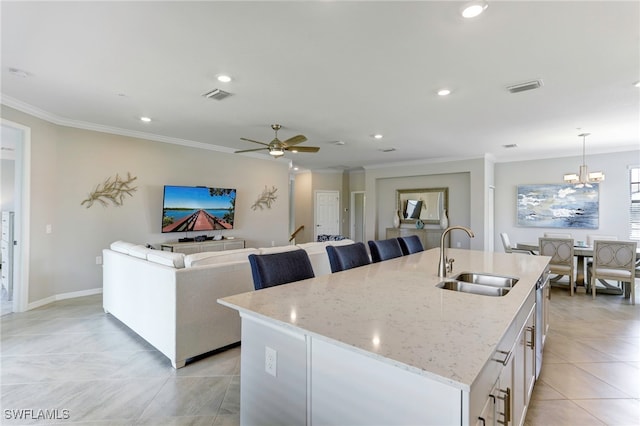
[{"left": 516, "top": 242, "right": 639, "bottom": 296}]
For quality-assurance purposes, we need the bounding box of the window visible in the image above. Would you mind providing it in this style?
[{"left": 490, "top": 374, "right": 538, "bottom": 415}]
[{"left": 631, "top": 166, "right": 640, "bottom": 240}]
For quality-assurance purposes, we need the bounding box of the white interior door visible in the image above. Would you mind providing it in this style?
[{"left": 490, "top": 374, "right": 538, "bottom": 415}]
[{"left": 315, "top": 191, "right": 340, "bottom": 241}]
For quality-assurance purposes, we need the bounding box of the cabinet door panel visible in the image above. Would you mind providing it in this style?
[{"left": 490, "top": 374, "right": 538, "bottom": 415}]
[{"left": 312, "top": 338, "right": 461, "bottom": 426}]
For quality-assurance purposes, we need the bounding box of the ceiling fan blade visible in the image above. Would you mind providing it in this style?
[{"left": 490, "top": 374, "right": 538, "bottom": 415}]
[
  {"left": 240, "top": 137, "right": 270, "bottom": 147},
  {"left": 286, "top": 146, "right": 320, "bottom": 153},
  {"left": 235, "top": 147, "right": 269, "bottom": 154},
  {"left": 282, "top": 134, "right": 307, "bottom": 146}
]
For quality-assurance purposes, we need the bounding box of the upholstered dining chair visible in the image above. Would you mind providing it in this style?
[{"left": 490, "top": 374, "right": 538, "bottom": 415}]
[
  {"left": 588, "top": 240, "right": 637, "bottom": 304},
  {"left": 586, "top": 235, "right": 618, "bottom": 246},
  {"left": 544, "top": 232, "right": 572, "bottom": 239},
  {"left": 500, "top": 233, "right": 535, "bottom": 255},
  {"left": 248, "top": 249, "right": 315, "bottom": 290},
  {"left": 397, "top": 235, "right": 424, "bottom": 255},
  {"left": 368, "top": 238, "right": 403, "bottom": 263},
  {"left": 585, "top": 235, "right": 618, "bottom": 286},
  {"left": 539, "top": 237, "right": 575, "bottom": 296},
  {"left": 326, "top": 242, "right": 371, "bottom": 273}
]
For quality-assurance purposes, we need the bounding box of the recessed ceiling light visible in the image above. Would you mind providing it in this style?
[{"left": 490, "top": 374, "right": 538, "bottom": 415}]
[
  {"left": 373, "top": 134, "right": 383, "bottom": 139},
  {"left": 217, "top": 74, "right": 232, "bottom": 83},
  {"left": 461, "top": 0, "right": 488, "bottom": 18},
  {"left": 140, "top": 117, "right": 152, "bottom": 123},
  {"left": 634, "top": 81, "right": 640, "bottom": 88},
  {"left": 438, "top": 89, "right": 451, "bottom": 96}
]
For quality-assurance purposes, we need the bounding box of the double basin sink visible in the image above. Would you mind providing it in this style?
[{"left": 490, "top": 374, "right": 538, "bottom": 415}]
[{"left": 436, "top": 272, "right": 519, "bottom": 297}]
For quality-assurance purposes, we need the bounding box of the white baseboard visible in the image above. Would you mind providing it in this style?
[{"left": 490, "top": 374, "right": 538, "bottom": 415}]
[{"left": 26, "top": 287, "right": 102, "bottom": 311}]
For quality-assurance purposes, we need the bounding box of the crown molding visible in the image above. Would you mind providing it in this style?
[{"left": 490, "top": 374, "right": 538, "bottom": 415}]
[{"left": 0, "top": 94, "right": 269, "bottom": 158}]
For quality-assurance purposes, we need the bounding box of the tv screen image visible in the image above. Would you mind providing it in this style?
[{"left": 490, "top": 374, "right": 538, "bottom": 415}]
[{"left": 162, "top": 185, "right": 236, "bottom": 233}]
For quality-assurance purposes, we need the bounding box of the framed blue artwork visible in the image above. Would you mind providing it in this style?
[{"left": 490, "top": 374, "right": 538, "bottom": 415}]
[{"left": 517, "top": 183, "right": 599, "bottom": 229}]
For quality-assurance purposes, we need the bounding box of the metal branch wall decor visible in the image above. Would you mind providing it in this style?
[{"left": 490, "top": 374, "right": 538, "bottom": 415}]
[
  {"left": 252, "top": 185, "right": 278, "bottom": 210},
  {"left": 81, "top": 172, "right": 138, "bottom": 208}
]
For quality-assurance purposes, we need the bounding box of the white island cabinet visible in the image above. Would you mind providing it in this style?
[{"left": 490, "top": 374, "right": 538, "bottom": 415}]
[{"left": 219, "top": 248, "right": 550, "bottom": 426}]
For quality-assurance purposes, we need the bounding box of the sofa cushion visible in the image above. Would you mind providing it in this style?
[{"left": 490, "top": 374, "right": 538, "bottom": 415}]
[
  {"left": 110, "top": 240, "right": 137, "bottom": 254},
  {"left": 184, "top": 248, "right": 259, "bottom": 268},
  {"left": 258, "top": 245, "right": 300, "bottom": 255},
  {"left": 128, "top": 245, "right": 155, "bottom": 259},
  {"left": 147, "top": 250, "right": 186, "bottom": 269},
  {"left": 297, "top": 241, "right": 329, "bottom": 254},
  {"left": 329, "top": 239, "right": 355, "bottom": 247}
]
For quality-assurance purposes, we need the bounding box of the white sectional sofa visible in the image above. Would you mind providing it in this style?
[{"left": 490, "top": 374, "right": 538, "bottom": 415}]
[{"left": 102, "top": 239, "right": 354, "bottom": 368}]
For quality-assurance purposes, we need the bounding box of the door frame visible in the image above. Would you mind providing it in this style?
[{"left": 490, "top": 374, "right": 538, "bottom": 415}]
[
  {"left": 2, "top": 119, "right": 31, "bottom": 313},
  {"left": 350, "top": 191, "right": 365, "bottom": 243}
]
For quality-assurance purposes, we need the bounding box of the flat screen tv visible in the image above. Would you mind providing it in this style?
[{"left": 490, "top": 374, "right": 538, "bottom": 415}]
[{"left": 162, "top": 185, "right": 236, "bottom": 233}]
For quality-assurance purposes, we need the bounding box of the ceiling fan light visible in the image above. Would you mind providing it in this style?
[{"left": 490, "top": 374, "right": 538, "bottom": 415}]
[
  {"left": 269, "top": 147, "right": 285, "bottom": 157},
  {"left": 461, "top": 0, "right": 488, "bottom": 18}
]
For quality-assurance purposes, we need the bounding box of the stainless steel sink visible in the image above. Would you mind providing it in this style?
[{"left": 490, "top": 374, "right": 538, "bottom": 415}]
[
  {"left": 436, "top": 280, "right": 511, "bottom": 297},
  {"left": 452, "top": 272, "right": 518, "bottom": 288},
  {"left": 436, "top": 273, "right": 518, "bottom": 297}
]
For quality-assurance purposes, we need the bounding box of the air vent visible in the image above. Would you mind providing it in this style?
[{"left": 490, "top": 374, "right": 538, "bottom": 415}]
[
  {"left": 202, "top": 88, "right": 232, "bottom": 100},
  {"left": 378, "top": 147, "right": 397, "bottom": 153},
  {"left": 503, "top": 144, "right": 518, "bottom": 149},
  {"left": 506, "top": 80, "right": 543, "bottom": 94}
]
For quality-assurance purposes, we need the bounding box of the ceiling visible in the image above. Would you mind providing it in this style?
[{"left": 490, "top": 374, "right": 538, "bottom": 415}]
[{"left": 2, "top": 1, "right": 639, "bottom": 171}]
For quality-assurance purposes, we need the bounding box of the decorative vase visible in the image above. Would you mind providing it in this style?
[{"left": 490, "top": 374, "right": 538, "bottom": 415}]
[
  {"left": 416, "top": 219, "right": 424, "bottom": 229},
  {"left": 393, "top": 209, "right": 401, "bottom": 228},
  {"left": 440, "top": 209, "right": 449, "bottom": 229}
]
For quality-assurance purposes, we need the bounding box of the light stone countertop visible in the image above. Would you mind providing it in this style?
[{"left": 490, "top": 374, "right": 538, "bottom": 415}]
[{"left": 218, "top": 248, "right": 550, "bottom": 391}]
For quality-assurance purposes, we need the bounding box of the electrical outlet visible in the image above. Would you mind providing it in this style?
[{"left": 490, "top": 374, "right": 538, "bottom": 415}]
[
  {"left": 265, "top": 346, "right": 277, "bottom": 377},
  {"left": 96, "top": 256, "right": 103, "bottom": 265},
  {"left": 456, "top": 242, "right": 461, "bottom": 248}
]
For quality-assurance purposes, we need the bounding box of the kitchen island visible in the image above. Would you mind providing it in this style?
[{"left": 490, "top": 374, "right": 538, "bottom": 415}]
[{"left": 218, "top": 248, "right": 550, "bottom": 426}]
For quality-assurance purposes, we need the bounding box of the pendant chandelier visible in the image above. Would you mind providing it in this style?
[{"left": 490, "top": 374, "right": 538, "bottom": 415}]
[{"left": 563, "top": 133, "right": 605, "bottom": 187}]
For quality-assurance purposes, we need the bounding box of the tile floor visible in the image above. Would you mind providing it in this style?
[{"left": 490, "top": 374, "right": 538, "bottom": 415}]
[
  {"left": 1, "top": 294, "right": 240, "bottom": 425},
  {"left": 1, "top": 288, "right": 638, "bottom": 425},
  {"left": 525, "top": 286, "right": 640, "bottom": 426}
]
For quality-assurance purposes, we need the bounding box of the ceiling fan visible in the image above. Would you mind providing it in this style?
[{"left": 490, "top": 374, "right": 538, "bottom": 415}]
[{"left": 235, "top": 124, "right": 320, "bottom": 158}]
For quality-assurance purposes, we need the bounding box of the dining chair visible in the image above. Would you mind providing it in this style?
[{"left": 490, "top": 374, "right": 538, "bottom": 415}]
[
  {"left": 586, "top": 235, "right": 618, "bottom": 246},
  {"left": 397, "top": 235, "right": 424, "bottom": 255},
  {"left": 539, "top": 237, "right": 575, "bottom": 296},
  {"left": 585, "top": 235, "right": 618, "bottom": 286},
  {"left": 544, "top": 232, "right": 572, "bottom": 239},
  {"left": 500, "top": 232, "right": 535, "bottom": 255},
  {"left": 368, "top": 238, "right": 403, "bottom": 263},
  {"left": 326, "top": 242, "right": 371, "bottom": 273},
  {"left": 588, "top": 240, "right": 637, "bottom": 304},
  {"left": 248, "top": 249, "right": 315, "bottom": 290}
]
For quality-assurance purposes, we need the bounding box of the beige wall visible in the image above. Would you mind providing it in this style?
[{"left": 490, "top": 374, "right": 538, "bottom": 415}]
[
  {"left": 293, "top": 172, "right": 313, "bottom": 243},
  {"left": 2, "top": 106, "right": 291, "bottom": 306},
  {"left": 375, "top": 172, "right": 472, "bottom": 248},
  {"left": 293, "top": 170, "right": 346, "bottom": 243},
  {"left": 364, "top": 158, "right": 491, "bottom": 251}
]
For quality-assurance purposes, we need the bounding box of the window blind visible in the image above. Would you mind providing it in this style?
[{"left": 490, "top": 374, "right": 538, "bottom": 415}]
[{"left": 631, "top": 166, "right": 640, "bottom": 240}]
